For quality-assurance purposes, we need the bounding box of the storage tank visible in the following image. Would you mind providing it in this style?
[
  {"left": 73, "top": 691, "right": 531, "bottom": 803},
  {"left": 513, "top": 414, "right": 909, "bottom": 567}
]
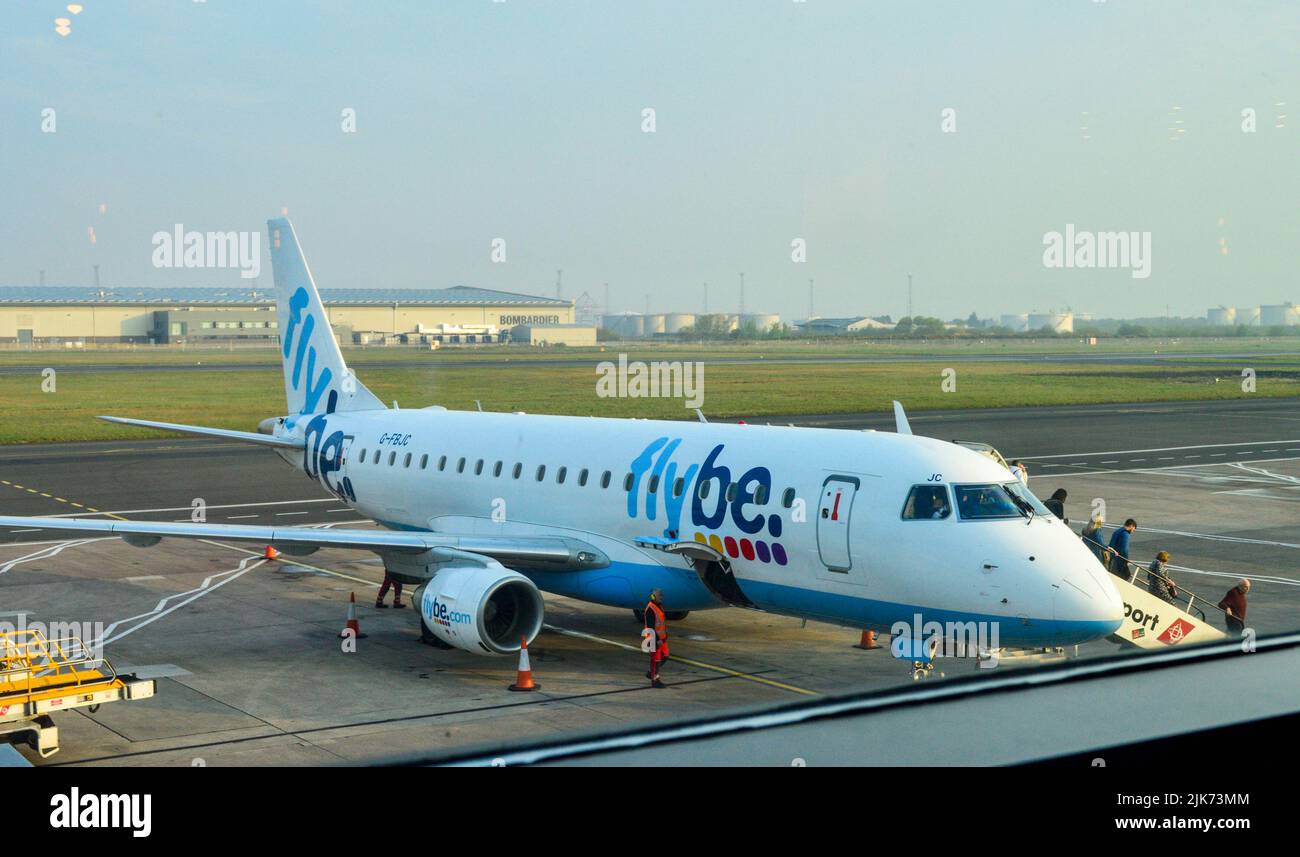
[
  {"left": 1028, "top": 312, "right": 1074, "bottom": 333},
  {"left": 1235, "top": 306, "right": 1261, "bottom": 326},
  {"left": 601, "top": 312, "right": 645, "bottom": 338},
  {"left": 1207, "top": 306, "right": 1236, "bottom": 326},
  {"left": 693, "top": 313, "right": 733, "bottom": 334},
  {"left": 663, "top": 313, "right": 696, "bottom": 334},
  {"left": 740, "top": 313, "right": 781, "bottom": 333},
  {"left": 643, "top": 314, "right": 666, "bottom": 336},
  {"left": 1260, "top": 303, "right": 1300, "bottom": 326},
  {"left": 999, "top": 314, "right": 1029, "bottom": 332}
]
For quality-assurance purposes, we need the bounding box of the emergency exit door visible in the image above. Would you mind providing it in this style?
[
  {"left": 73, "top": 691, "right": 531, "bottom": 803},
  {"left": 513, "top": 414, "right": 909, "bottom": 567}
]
[{"left": 817, "top": 476, "right": 859, "bottom": 573}]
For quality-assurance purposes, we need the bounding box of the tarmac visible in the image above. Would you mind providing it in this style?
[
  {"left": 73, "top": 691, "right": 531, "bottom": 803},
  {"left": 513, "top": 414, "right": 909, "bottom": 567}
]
[{"left": 0, "top": 397, "right": 1296, "bottom": 765}]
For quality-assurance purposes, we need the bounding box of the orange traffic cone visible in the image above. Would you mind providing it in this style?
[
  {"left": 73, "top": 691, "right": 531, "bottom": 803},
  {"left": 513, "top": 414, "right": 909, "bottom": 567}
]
[
  {"left": 508, "top": 636, "right": 540, "bottom": 691},
  {"left": 853, "top": 629, "right": 880, "bottom": 650},
  {"left": 340, "top": 592, "right": 366, "bottom": 640},
  {"left": 263, "top": 545, "right": 280, "bottom": 560}
]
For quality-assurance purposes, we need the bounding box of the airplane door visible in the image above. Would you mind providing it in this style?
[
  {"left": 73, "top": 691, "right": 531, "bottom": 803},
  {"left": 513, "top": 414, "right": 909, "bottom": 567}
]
[{"left": 817, "top": 476, "right": 859, "bottom": 574}]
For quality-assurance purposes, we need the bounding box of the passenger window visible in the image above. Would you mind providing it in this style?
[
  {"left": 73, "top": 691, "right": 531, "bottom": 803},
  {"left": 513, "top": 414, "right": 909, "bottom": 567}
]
[
  {"left": 373, "top": 450, "right": 381, "bottom": 464},
  {"left": 358, "top": 448, "right": 367, "bottom": 462},
  {"left": 388, "top": 451, "right": 396, "bottom": 466},
  {"left": 419, "top": 454, "right": 428, "bottom": 470},
  {"left": 901, "top": 484, "right": 952, "bottom": 520},
  {"left": 437, "top": 455, "right": 447, "bottom": 471},
  {"left": 725, "top": 483, "right": 737, "bottom": 502},
  {"left": 513, "top": 463, "right": 522, "bottom": 479},
  {"left": 493, "top": 461, "right": 503, "bottom": 477},
  {"left": 536, "top": 465, "right": 547, "bottom": 481},
  {"left": 475, "top": 459, "right": 484, "bottom": 475},
  {"left": 624, "top": 472, "right": 634, "bottom": 491},
  {"left": 782, "top": 488, "right": 796, "bottom": 508},
  {"left": 648, "top": 475, "right": 659, "bottom": 493},
  {"left": 673, "top": 477, "right": 684, "bottom": 497},
  {"left": 754, "top": 485, "right": 769, "bottom": 504},
  {"left": 601, "top": 471, "right": 611, "bottom": 489},
  {"left": 456, "top": 457, "right": 466, "bottom": 473},
  {"left": 403, "top": 452, "right": 412, "bottom": 468},
  {"left": 578, "top": 469, "right": 589, "bottom": 487},
  {"left": 557, "top": 466, "right": 567, "bottom": 484},
  {"left": 698, "top": 480, "right": 711, "bottom": 500}
]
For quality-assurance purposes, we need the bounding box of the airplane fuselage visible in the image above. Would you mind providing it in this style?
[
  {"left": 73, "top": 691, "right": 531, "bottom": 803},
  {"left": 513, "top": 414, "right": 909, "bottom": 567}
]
[{"left": 276, "top": 407, "right": 1124, "bottom": 647}]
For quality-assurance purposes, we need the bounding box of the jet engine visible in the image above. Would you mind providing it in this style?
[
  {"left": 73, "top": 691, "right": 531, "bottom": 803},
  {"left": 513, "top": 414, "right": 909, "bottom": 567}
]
[{"left": 416, "top": 562, "right": 545, "bottom": 655}]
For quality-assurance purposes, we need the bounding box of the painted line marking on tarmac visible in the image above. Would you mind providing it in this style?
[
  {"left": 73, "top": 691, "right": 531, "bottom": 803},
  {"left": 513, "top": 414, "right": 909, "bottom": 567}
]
[
  {"left": 0, "top": 538, "right": 113, "bottom": 575},
  {"left": 542, "top": 623, "right": 818, "bottom": 697},
  {"left": 1168, "top": 564, "right": 1300, "bottom": 588},
  {"left": 92, "top": 555, "right": 268, "bottom": 648},
  {"left": 1033, "top": 455, "right": 1300, "bottom": 480},
  {"left": 39, "top": 498, "right": 338, "bottom": 518},
  {"left": 1023, "top": 438, "right": 1300, "bottom": 459}
]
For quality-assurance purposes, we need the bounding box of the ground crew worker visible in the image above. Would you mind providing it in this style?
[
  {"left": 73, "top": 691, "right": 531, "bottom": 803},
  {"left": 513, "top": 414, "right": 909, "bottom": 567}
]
[
  {"left": 1218, "top": 579, "right": 1251, "bottom": 636},
  {"left": 375, "top": 569, "right": 405, "bottom": 609},
  {"left": 643, "top": 589, "right": 669, "bottom": 688}
]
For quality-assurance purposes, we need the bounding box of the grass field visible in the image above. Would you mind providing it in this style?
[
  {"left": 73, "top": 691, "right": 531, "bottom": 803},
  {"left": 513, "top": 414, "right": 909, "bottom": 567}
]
[
  {"left": 0, "top": 335, "right": 1297, "bottom": 368},
  {"left": 1, "top": 353, "right": 1296, "bottom": 444}
]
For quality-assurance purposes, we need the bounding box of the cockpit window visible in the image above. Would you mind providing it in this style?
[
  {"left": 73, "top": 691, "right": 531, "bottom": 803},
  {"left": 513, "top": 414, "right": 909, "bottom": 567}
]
[
  {"left": 954, "top": 482, "right": 1051, "bottom": 520},
  {"left": 901, "top": 484, "right": 952, "bottom": 520},
  {"left": 1003, "top": 479, "right": 1052, "bottom": 516}
]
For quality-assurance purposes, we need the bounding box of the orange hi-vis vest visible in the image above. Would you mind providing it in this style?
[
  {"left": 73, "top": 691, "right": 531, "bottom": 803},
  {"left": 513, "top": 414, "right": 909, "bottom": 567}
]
[{"left": 646, "top": 601, "right": 668, "bottom": 656}]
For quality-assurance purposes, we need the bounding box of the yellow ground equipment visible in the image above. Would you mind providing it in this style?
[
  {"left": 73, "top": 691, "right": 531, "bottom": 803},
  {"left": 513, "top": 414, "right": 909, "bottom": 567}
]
[{"left": 0, "top": 630, "right": 155, "bottom": 759}]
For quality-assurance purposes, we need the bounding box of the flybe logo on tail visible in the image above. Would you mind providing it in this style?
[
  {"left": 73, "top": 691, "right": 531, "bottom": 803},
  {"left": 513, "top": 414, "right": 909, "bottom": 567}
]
[{"left": 282, "top": 286, "right": 336, "bottom": 415}]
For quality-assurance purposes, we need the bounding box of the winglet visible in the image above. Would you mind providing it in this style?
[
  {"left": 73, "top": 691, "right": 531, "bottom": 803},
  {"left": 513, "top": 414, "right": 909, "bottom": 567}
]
[{"left": 892, "top": 401, "right": 912, "bottom": 435}]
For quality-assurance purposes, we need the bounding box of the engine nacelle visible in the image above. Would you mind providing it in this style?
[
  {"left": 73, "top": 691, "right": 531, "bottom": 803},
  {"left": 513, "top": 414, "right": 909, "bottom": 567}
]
[{"left": 418, "top": 562, "right": 544, "bottom": 656}]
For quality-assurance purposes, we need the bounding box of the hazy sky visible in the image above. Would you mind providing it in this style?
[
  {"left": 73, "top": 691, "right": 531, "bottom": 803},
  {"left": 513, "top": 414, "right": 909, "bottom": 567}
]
[{"left": 4, "top": 1, "right": 1299, "bottom": 321}]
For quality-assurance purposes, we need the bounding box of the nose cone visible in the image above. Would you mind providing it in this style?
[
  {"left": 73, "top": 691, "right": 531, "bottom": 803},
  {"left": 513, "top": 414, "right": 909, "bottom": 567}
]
[{"left": 1053, "top": 542, "right": 1124, "bottom": 643}]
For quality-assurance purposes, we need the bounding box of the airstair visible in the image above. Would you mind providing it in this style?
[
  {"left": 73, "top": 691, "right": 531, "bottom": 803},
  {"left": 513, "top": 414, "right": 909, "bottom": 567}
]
[
  {"left": 1104, "top": 555, "right": 1229, "bottom": 648},
  {"left": 0, "top": 630, "right": 155, "bottom": 759}
]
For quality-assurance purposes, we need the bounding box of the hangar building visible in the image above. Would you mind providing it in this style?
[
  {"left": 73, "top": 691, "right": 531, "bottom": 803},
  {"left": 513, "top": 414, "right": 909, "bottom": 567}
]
[{"left": 0, "top": 286, "right": 575, "bottom": 345}]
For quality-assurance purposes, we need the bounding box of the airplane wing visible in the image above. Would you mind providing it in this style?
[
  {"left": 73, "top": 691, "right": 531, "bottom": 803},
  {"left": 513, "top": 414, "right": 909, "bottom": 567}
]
[
  {"left": 0, "top": 516, "right": 608, "bottom": 571},
  {"left": 98, "top": 416, "right": 304, "bottom": 450}
]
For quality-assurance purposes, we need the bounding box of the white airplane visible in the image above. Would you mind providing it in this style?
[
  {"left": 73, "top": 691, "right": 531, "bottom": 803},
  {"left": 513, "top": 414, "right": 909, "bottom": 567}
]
[{"left": 0, "top": 218, "right": 1123, "bottom": 658}]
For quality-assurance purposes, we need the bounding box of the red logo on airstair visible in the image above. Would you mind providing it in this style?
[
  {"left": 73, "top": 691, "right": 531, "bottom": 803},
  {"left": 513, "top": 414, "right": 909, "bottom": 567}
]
[{"left": 1157, "top": 618, "right": 1195, "bottom": 645}]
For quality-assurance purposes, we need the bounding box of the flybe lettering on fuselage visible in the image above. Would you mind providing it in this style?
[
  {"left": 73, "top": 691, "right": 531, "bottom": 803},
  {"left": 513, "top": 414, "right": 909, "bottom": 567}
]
[
  {"left": 627, "top": 438, "right": 788, "bottom": 565},
  {"left": 282, "top": 286, "right": 336, "bottom": 416},
  {"left": 303, "top": 414, "right": 356, "bottom": 502}
]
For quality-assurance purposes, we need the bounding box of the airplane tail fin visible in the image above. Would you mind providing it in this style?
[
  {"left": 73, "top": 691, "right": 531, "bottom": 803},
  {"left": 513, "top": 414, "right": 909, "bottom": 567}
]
[{"left": 268, "top": 217, "right": 385, "bottom": 415}]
